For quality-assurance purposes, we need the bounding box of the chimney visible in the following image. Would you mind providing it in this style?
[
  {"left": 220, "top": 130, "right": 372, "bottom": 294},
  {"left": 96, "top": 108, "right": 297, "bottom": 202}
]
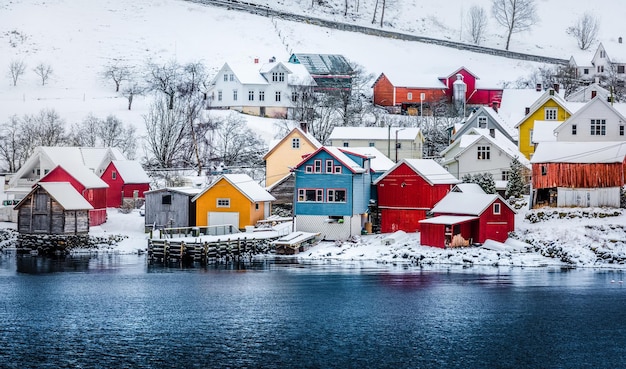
[
  {"left": 620, "top": 37, "right": 623, "bottom": 44},
  {"left": 300, "top": 122, "right": 308, "bottom": 133},
  {"left": 525, "top": 107, "right": 530, "bottom": 115},
  {"left": 489, "top": 128, "right": 495, "bottom": 138},
  {"left": 254, "top": 57, "right": 259, "bottom": 64},
  {"left": 269, "top": 56, "right": 276, "bottom": 63},
  {"left": 536, "top": 83, "right": 542, "bottom": 91},
  {"left": 553, "top": 83, "right": 560, "bottom": 93},
  {"left": 591, "top": 90, "right": 597, "bottom": 99},
  {"left": 491, "top": 101, "right": 499, "bottom": 112}
]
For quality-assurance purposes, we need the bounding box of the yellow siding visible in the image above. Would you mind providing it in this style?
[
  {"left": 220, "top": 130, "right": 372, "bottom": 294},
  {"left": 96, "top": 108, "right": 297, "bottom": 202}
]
[
  {"left": 265, "top": 130, "right": 318, "bottom": 187},
  {"left": 518, "top": 100, "right": 571, "bottom": 159},
  {"left": 194, "top": 178, "right": 267, "bottom": 229}
]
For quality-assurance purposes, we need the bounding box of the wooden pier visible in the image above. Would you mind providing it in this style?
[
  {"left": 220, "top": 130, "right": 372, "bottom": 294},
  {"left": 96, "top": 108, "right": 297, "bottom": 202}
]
[{"left": 147, "top": 237, "right": 274, "bottom": 263}]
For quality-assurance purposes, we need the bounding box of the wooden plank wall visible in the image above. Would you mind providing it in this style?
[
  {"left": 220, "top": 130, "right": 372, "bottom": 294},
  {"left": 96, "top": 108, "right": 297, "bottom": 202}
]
[{"left": 532, "top": 162, "right": 625, "bottom": 189}]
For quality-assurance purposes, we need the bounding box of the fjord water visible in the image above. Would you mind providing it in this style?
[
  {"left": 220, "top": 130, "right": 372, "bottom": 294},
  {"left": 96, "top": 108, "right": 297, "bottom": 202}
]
[{"left": 1, "top": 253, "right": 625, "bottom": 369}]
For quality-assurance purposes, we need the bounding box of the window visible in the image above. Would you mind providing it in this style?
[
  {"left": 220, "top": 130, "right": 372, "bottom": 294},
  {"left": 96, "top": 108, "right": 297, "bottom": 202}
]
[
  {"left": 275, "top": 91, "right": 281, "bottom": 102},
  {"left": 477, "top": 146, "right": 490, "bottom": 160},
  {"left": 292, "top": 91, "right": 298, "bottom": 102},
  {"left": 334, "top": 166, "right": 342, "bottom": 174},
  {"left": 396, "top": 142, "right": 402, "bottom": 149},
  {"left": 493, "top": 203, "right": 501, "bottom": 215},
  {"left": 621, "top": 125, "right": 625, "bottom": 136},
  {"left": 259, "top": 91, "right": 265, "bottom": 101},
  {"left": 545, "top": 108, "right": 558, "bottom": 120},
  {"left": 583, "top": 68, "right": 589, "bottom": 75},
  {"left": 314, "top": 160, "right": 322, "bottom": 173},
  {"left": 305, "top": 166, "right": 313, "bottom": 173},
  {"left": 572, "top": 124, "right": 577, "bottom": 135},
  {"left": 407, "top": 92, "right": 413, "bottom": 100},
  {"left": 218, "top": 90, "right": 222, "bottom": 101},
  {"left": 325, "top": 160, "right": 334, "bottom": 173},
  {"left": 327, "top": 189, "right": 347, "bottom": 202},
  {"left": 248, "top": 90, "right": 254, "bottom": 101},
  {"left": 162, "top": 195, "right": 172, "bottom": 205},
  {"left": 619, "top": 66, "right": 625, "bottom": 74},
  {"left": 292, "top": 138, "right": 300, "bottom": 149},
  {"left": 298, "top": 189, "right": 323, "bottom": 202},
  {"left": 541, "top": 165, "right": 547, "bottom": 176},
  {"left": 368, "top": 142, "right": 375, "bottom": 147},
  {"left": 272, "top": 72, "right": 285, "bottom": 82},
  {"left": 229, "top": 74, "right": 234, "bottom": 81},
  {"left": 223, "top": 74, "right": 228, "bottom": 82},
  {"left": 600, "top": 50, "right": 606, "bottom": 58},
  {"left": 217, "top": 198, "right": 230, "bottom": 208},
  {"left": 590, "top": 119, "right": 606, "bottom": 135},
  {"left": 501, "top": 171, "right": 510, "bottom": 181},
  {"left": 478, "top": 116, "right": 487, "bottom": 128},
  {"left": 255, "top": 203, "right": 259, "bottom": 210},
  {"left": 529, "top": 129, "right": 534, "bottom": 143},
  {"left": 112, "top": 171, "right": 117, "bottom": 180},
  {"left": 598, "top": 65, "right": 604, "bottom": 73},
  {"left": 233, "top": 90, "right": 238, "bottom": 101},
  {"left": 343, "top": 142, "right": 349, "bottom": 147}
]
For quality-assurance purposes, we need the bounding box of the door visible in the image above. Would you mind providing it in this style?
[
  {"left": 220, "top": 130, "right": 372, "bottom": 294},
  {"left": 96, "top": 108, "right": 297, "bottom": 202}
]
[{"left": 208, "top": 212, "right": 239, "bottom": 228}]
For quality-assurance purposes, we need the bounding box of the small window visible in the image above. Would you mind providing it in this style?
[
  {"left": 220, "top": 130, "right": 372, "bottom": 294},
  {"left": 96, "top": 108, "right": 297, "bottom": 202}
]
[
  {"left": 217, "top": 198, "right": 230, "bottom": 208},
  {"left": 620, "top": 125, "right": 625, "bottom": 136},
  {"left": 112, "top": 171, "right": 117, "bottom": 180},
  {"left": 314, "top": 160, "right": 322, "bottom": 173},
  {"left": 396, "top": 142, "right": 402, "bottom": 149},
  {"left": 292, "top": 138, "right": 300, "bottom": 149},
  {"left": 590, "top": 119, "right": 606, "bottom": 135},
  {"left": 325, "top": 160, "right": 334, "bottom": 173},
  {"left": 223, "top": 74, "right": 228, "bottom": 82},
  {"left": 275, "top": 91, "right": 281, "bottom": 102},
  {"left": 255, "top": 203, "right": 259, "bottom": 210},
  {"left": 305, "top": 166, "right": 313, "bottom": 173},
  {"left": 292, "top": 91, "right": 298, "bottom": 102},
  {"left": 162, "top": 194, "right": 172, "bottom": 205},
  {"left": 233, "top": 90, "right": 238, "bottom": 101},
  {"left": 572, "top": 124, "right": 577, "bottom": 135},
  {"left": 541, "top": 165, "right": 547, "bottom": 176},
  {"left": 477, "top": 146, "right": 490, "bottom": 160},
  {"left": 407, "top": 92, "right": 413, "bottom": 100},
  {"left": 259, "top": 91, "right": 265, "bottom": 101},
  {"left": 334, "top": 166, "right": 342, "bottom": 174},
  {"left": 299, "top": 189, "right": 322, "bottom": 202},
  {"left": 229, "top": 74, "right": 234, "bottom": 81},
  {"left": 218, "top": 91, "right": 222, "bottom": 101},
  {"left": 478, "top": 116, "right": 487, "bottom": 128},
  {"left": 327, "top": 189, "right": 347, "bottom": 202},
  {"left": 368, "top": 142, "right": 375, "bottom": 147},
  {"left": 583, "top": 68, "right": 589, "bottom": 75},
  {"left": 248, "top": 90, "right": 254, "bottom": 101},
  {"left": 343, "top": 142, "right": 349, "bottom": 147},
  {"left": 545, "top": 108, "right": 557, "bottom": 120},
  {"left": 493, "top": 203, "right": 501, "bottom": 215},
  {"left": 618, "top": 66, "right": 625, "bottom": 74},
  {"left": 501, "top": 171, "right": 510, "bottom": 181}
]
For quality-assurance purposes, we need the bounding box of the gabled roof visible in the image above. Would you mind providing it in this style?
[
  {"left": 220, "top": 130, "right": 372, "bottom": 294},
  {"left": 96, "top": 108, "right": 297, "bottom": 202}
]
[
  {"left": 41, "top": 165, "right": 108, "bottom": 189},
  {"left": 454, "top": 106, "right": 517, "bottom": 142},
  {"left": 109, "top": 160, "right": 151, "bottom": 184},
  {"left": 554, "top": 96, "right": 626, "bottom": 134},
  {"left": 144, "top": 187, "right": 202, "bottom": 196},
  {"left": 329, "top": 127, "right": 423, "bottom": 141},
  {"left": 263, "top": 126, "right": 322, "bottom": 160},
  {"left": 438, "top": 66, "right": 480, "bottom": 81},
  {"left": 220, "top": 62, "right": 269, "bottom": 85},
  {"left": 498, "top": 88, "right": 547, "bottom": 128},
  {"left": 265, "top": 172, "right": 293, "bottom": 192},
  {"left": 441, "top": 128, "right": 530, "bottom": 168},
  {"left": 374, "top": 159, "right": 459, "bottom": 185},
  {"left": 452, "top": 183, "right": 486, "bottom": 194},
  {"left": 192, "top": 174, "right": 275, "bottom": 203},
  {"left": 430, "top": 192, "right": 515, "bottom": 216},
  {"left": 530, "top": 142, "right": 626, "bottom": 164},
  {"left": 373, "top": 72, "right": 448, "bottom": 89},
  {"left": 514, "top": 89, "right": 574, "bottom": 128},
  {"left": 339, "top": 147, "right": 394, "bottom": 173},
  {"left": 531, "top": 121, "right": 560, "bottom": 143},
  {"left": 601, "top": 39, "right": 626, "bottom": 63},
  {"left": 289, "top": 53, "right": 353, "bottom": 76},
  {"left": 293, "top": 146, "right": 365, "bottom": 174},
  {"left": 16, "top": 182, "right": 93, "bottom": 211},
  {"left": 565, "top": 82, "right": 610, "bottom": 103}
]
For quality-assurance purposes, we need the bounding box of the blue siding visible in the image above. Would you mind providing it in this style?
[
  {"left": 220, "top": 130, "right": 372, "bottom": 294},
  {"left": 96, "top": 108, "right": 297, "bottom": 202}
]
[{"left": 294, "top": 150, "right": 371, "bottom": 217}]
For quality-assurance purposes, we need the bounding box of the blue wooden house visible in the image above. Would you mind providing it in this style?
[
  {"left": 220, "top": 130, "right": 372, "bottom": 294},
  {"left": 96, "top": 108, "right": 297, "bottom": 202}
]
[{"left": 293, "top": 146, "right": 373, "bottom": 240}]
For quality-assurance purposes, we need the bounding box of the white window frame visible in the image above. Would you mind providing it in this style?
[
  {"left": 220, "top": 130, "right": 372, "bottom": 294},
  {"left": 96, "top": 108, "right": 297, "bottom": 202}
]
[
  {"left": 478, "top": 116, "right": 487, "bottom": 128},
  {"left": 216, "top": 198, "right": 230, "bottom": 208},
  {"left": 407, "top": 92, "right": 413, "bottom": 100},
  {"left": 292, "top": 138, "right": 300, "bottom": 149},
  {"left": 314, "top": 160, "right": 322, "bottom": 173},
  {"left": 545, "top": 108, "right": 558, "bottom": 120},
  {"left": 493, "top": 203, "right": 501, "bottom": 215},
  {"left": 327, "top": 189, "right": 347, "bottom": 203},
  {"left": 325, "top": 160, "right": 334, "bottom": 173},
  {"left": 477, "top": 146, "right": 490, "bottom": 160},
  {"left": 590, "top": 119, "right": 606, "bottom": 135}
]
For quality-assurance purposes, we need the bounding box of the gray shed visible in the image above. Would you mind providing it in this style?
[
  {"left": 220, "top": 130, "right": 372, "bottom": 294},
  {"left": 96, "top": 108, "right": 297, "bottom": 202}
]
[
  {"left": 144, "top": 187, "right": 201, "bottom": 229},
  {"left": 14, "top": 182, "right": 93, "bottom": 234}
]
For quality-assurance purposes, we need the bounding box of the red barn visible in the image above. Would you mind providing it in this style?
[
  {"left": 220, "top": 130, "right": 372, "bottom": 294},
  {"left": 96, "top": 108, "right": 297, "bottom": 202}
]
[
  {"left": 419, "top": 192, "right": 516, "bottom": 248},
  {"left": 437, "top": 67, "right": 502, "bottom": 106},
  {"left": 39, "top": 165, "right": 109, "bottom": 226},
  {"left": 101, "top": 160, "right": 151, "bottom": 208},
  {"left": 374, "top": 159, "right": 459, "bottom": 233}
]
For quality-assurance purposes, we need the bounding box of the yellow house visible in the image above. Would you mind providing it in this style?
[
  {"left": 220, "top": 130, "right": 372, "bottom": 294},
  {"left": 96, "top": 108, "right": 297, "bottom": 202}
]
[
  {"left": 192, "top": 174, "right": 275, "bottom": 230},
  {"left": 515, "top": 89, "right": 575, "bottom": 159},
  {"left": 263, "top": 125, "right": 322, "bottom": 187}
]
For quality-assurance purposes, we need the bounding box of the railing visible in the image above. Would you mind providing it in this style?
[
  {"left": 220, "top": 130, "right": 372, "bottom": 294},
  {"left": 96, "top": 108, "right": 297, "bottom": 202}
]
[{"left": 155, "top": 224, "right": 241, "bottom": 239}]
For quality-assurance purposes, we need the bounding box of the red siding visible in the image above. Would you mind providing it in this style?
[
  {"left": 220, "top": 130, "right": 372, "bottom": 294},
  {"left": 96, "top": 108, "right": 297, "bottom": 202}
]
[
  {"left": 373, "top": 74, "right": 395, "bottom": 106},
  {"left": 532, "top": 161, "right": 626, "bottom": 189},
  {"left": 377, "top": 163, "right": 454, "bottom": 233},
  {"left": 89, "top": 209, "right": 107, "bottom": 227},
  {"left": 420, "top": 220, "right": 477, "bottom": 248},
  {"left": 373, "top": 73, "right": 447, "bottom": 107},
  {"left": 101, "top": 162, "right": 150, "bottom": 207},
  {"left": 40, "top": 166, "right": 86, "bottom": 194}
]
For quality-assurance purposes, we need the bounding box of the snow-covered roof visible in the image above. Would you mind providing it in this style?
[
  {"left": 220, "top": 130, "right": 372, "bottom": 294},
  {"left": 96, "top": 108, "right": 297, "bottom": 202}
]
[
  {"left": 374, "top": 158, "right": 459, "bottom": 185},
  {"left": 430, "top": 192, "right": 508, "bottom": 216},
  {"left": 285, "top": 62, "right": 316, "bottom": 86},
  {"left": 566, "top": 83, "right": 610, "bottom": 103},
  {"left": 498, "top": 88, "right": 546, "bottom": 128},
  {"left": 42, "top": 164, "right": 109, "bottom": 189},
  {"left": 603, "top": 39, "right": 626, "bottom": 63},
  {"left": 144, "top": 187, "right": 202, "bottom": 196},
  {"left": 531, "top": 121, "right": 560, "bottom": 143},
  {"left": 329, "top": 127, "right": 422, "bottom": 141},
  {"left": 323, "top": 147, "right": 365, "bottom": 173},
  {"left": 378, "top": 71, "right": 447, "bottom": 89},
  {"left": 224, "top": 62, "right": 269, "bottom": 85},
  {"left": 110, "top": 160, "right": 150, "bottom": 184},
  {"left": 192, "top": 174, "right": 275, "bottom": 203},
  {"left": 419, "top": 215, "right": 478, "bottom": 225},
  {"left": 26, "top": 182, "right": 93, "bottom": 210},
  {"left": 530, "top": 142, "right": 626, "bottom": 164},
  {"left": 340, "top": 147, "right": 394, "bottom": 172},
  {"left": 263, "top": 126, "right": 322, "bottom": 160},
  {"left": 452, "top": 183, "right": 485, "bottom": 194},
  {"left": 441, "top": 128, "right": 530, "bottom": 168}
]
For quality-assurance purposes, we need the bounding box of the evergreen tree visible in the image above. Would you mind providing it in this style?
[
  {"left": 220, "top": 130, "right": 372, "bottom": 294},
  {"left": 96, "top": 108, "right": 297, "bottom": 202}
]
[
  {"left": 461, "top": 172, "right": 496, "bottom": 194},
  {"left": 505, "top": 157, "right": 526, "bottom": 199}
]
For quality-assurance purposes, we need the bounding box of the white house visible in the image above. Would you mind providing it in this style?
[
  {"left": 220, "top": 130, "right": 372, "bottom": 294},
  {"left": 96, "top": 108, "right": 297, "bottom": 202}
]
[
  {"left": 569, "top": 40, "right": 626, "bottom": 83},
  {"left": 566, "top": 81, "right": 610, "bottom": 103},
  {"left": 554, "top": 96, "right": 626, "bottom": 142},
  {"left": 328, "top": 126, "right": 424, "bottom": 162},
  {"left": 206, "top": 58, "right": 314, "bottom": 118},
  {"left": 440, "top": 128, "right": 530, "bottom": 190}
]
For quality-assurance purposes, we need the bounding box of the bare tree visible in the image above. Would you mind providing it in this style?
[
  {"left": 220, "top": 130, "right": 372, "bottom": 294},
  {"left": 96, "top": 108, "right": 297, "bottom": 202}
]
[
  {"left": 33, "top": 63, "right": 53, "bottom": 86},
  {"left": 122, "top": 80, "right": 145, "bottom": 110},
  {"left": 8, "top": 60, "right": 26, "bottom": 86},
  {"left": 213, "top": 113, "right": 267, "bottom": 168},
  {"left": 69, "top": 114, "right": 100, "bottom": 147},
  {"left": 103, "top": 62, "right": 130, "bottom": 92},
  {"left": 145, "top": 60, "right": 179, "bottom": 110},
  {"left": 492, "top": 0, "right": 538, "bottom": 50},
  {"left": 567, "top": 12, "right": 599, "bottom": 50},
  {"left": 143, "top": 97, "right": 190, "bottom": 168},
  {"left": 466, "top": 5, "right": 488, "bottom": 45},
  {"left": 0, "top": 116, "right": 24, "bottom": 172},
  {"left": 69, "top": 114, "right": 137, "bottom": 158}
]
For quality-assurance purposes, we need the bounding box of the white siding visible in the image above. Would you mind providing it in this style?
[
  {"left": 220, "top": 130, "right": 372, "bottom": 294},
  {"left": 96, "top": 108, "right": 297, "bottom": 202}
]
[{"left": 557, "top": 187, "right": 620, "bottom": 208}]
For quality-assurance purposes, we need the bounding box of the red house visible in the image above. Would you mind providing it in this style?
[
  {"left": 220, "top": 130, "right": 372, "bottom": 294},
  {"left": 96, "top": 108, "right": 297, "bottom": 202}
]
[
  {"left": 419, "top": 192, "right": 515, "bottom": 248},
  {"left": 101, "top": 160, "right": 151, "bottom": 207},
  {"left": 374, "top": 159, "right": 459, "bottom": 233},
  {"left": 372, "top": 67, "right": 502, "bottom": 113},
  {"left": 39, "top": 165, "right": 109, "bottom": 226}
]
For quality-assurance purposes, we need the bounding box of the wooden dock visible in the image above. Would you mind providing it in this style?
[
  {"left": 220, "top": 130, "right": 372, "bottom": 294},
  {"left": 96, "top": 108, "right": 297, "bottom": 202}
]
[{"left": 271, "top": 232, "right": 320, "bottom": 255}]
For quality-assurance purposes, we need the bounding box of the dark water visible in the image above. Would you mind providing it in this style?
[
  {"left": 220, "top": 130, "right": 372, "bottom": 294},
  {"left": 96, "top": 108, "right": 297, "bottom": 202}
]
[{"left": 1, "top": 253, "right": 625, "bottom": 369}]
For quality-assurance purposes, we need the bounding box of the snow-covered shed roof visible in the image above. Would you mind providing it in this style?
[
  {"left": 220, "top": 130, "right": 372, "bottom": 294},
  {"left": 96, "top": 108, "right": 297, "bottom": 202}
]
[
  {"left": 18, "top": 182, "right": 93, "bottom": 210},
  {"left": 192, "top": 174, "right": 275, "bottom": 203},
  {"left": 223, "top": 62, "right": 269, "bottom": 85},
  {"left": 42, "top": 165, "right": 109, "bottom": 189},
  {"left": 376, "top": 71, "right": 447, "bottom": 89},
  {"left": 340, "top": 147, "right": 394, "bottom": 172},
  {"left": 374, "top": 159, "right": 459, "bottom": 185},
  {"left": 441, "top": 128, "right": 530, "bottom": 168},
  {"left": 530, "top": 142, "right": 626, "bottom": 164},
  {"left": 498, "top": 88, "right": 546, "bottom": 128},
  {"left": 110, "top": 160, "right": 150, "bottom": 184},
  {"left": 144, "top": 187, "right": 202, "bottom": 196},
  {"left": 289, "top": 53, "right": 353, "bottom": 76},
  {"left": 419, "top": 215, "right": 478, "bottom": 225},
  {"left": 430, "top": 192, "right": 514, "bottom": 216},
  {"left": 531, "top": 121, "right": 560, "bottom": 143},
  {"left": 329, "top": 127, "right": 422, "bottom": 141},
  {"left": 452, "top": 183, "right": 486, "bottom": 194}
]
